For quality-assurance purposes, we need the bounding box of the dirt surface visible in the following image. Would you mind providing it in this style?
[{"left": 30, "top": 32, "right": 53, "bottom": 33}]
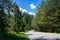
[{"left": 25, "top": 31, "right": 60, "bottom": 40}]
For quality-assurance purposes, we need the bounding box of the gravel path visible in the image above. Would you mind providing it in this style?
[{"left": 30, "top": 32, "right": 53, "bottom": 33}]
[{"left": 25, "top": 31, "right": 60, "bottom": 40}]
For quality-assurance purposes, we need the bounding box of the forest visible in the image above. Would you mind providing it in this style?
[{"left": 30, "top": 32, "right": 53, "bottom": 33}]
[{"left": 0, "top": 0, "right": 60, "bottom": 40}]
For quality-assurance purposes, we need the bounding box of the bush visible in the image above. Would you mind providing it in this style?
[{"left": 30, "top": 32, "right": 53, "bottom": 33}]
[{"left": 0, "top": 32, "right": 29, "bottom": 40}]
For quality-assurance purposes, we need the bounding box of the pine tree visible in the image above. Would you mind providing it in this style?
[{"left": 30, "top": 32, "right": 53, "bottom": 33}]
[
  {"left": 31, "top": 1, "right": 48, "bottom": 32},
  {"left": 32, "top": 0, "right": 60, "bottom": 33},
  {"left": 11, "top": 3, "right": 23, "bottom": 32},
  {"left": 22, "top": 12, "right": 33, "bottom": 31},
  {"left": 0, "top": 0, "right": 14, "bottom": 32},
  {"left": 47, "top": 0, "right": 60, "bottom": 32},
  {"left": 0, "top": 4, "right": 8, "bottom": 32}
]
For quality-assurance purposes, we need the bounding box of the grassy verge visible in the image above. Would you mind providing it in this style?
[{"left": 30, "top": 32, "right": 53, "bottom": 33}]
[{"left": 0, "top": 32, "right": 29, "bottom": 40}]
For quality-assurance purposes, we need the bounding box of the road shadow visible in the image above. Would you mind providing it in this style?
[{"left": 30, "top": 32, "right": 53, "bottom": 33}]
[
  {"left": 26, "top": 34, "right": 33, "bottom": 36},
  {"left": 32, "top": 36, "right": 60, "bottom": 40}
]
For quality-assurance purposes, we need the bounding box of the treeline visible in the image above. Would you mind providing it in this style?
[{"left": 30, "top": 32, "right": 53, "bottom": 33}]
[
  {"left": 0, "top": 0, "right": 32, "bottom": 40},
  {"left": 0, "top": 0, "right": 33, "bottom": 33},
  {"left": 31, "top": 0, "right": 60, "bottom": 33},
  {"left": 0, "top": 0, "right": 60, "bottom": 34}
]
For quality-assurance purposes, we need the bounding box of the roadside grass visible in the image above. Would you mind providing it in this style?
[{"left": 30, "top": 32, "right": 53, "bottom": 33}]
[{"left": 0, "top": 32, "right": 29, "bottom": 40}]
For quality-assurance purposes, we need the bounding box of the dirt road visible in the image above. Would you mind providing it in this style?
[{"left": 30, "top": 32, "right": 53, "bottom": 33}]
[{"left": 25, "top": 31, "right": 60, "bottom": 40}]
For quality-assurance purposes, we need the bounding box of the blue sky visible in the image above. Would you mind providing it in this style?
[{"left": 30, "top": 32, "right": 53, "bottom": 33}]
[{"left": 13, "top": 0, "right": 42, "bottom": 15}]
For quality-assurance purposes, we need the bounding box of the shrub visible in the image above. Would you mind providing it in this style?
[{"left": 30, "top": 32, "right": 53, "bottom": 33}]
[{"left": 0, "top": 32, "right": 29, "bottom": 40}]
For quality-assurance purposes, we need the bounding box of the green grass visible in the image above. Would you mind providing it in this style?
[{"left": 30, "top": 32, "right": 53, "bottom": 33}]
[{"left": 0, "top": 32, "right": 29, "bottom": 40}]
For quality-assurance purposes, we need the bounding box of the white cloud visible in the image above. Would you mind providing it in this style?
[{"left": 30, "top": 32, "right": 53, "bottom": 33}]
[
  {"left": 10, "top": 12, "right": 14, "bottom": 15},
  {"left": 19, "top": 7, "right": 35, "bottom": 15},
  {"left": 4, "top": 9, "right": 14, "bottom": 15},
  {"left": 4, "top": 9, "right": 8, "bottom": 14},
  {"left": 28, "top": 12, "right": 35, "bottom": 15},
  {"left": 29, "top": 3, "right": 36, "bottom": 9},
  {"left": 22, "top": 9, "right": 27, "bottom": 12},
  {"left": 19, "top": 7, "right": 22, "bottom": 11},
  {"left": 19, "top": 7, "right": 27, "bottom": 12}
]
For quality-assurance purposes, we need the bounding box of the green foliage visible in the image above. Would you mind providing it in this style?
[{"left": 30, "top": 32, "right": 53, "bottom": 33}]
[
  {"left": 1, "top": 0, "right": 60, "bottom": 39},
  {"left": 0, "top": 0, "right": 30, "bottom": 39},
  {"left": 10, "top": 3, "right": 23, "bottom": 32},
  {"left": 0, "top": 32, "right": 29, "bottom": 40},
  {"left": 31, "top": 0, "right": 60, "bottom": 33},
  {"left": 22, "top": 12, "right": 33, "bottom": 31},
  {"left": 0, "top": 4, "right": 8, "bottom": 32},
  {"left": 6, "top": 15, "right": 15, "bottom": 32}
]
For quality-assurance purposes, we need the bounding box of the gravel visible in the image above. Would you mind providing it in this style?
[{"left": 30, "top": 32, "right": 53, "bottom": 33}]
[{"left": 25, "top": 31, "right": 60, "bottom": 40}]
